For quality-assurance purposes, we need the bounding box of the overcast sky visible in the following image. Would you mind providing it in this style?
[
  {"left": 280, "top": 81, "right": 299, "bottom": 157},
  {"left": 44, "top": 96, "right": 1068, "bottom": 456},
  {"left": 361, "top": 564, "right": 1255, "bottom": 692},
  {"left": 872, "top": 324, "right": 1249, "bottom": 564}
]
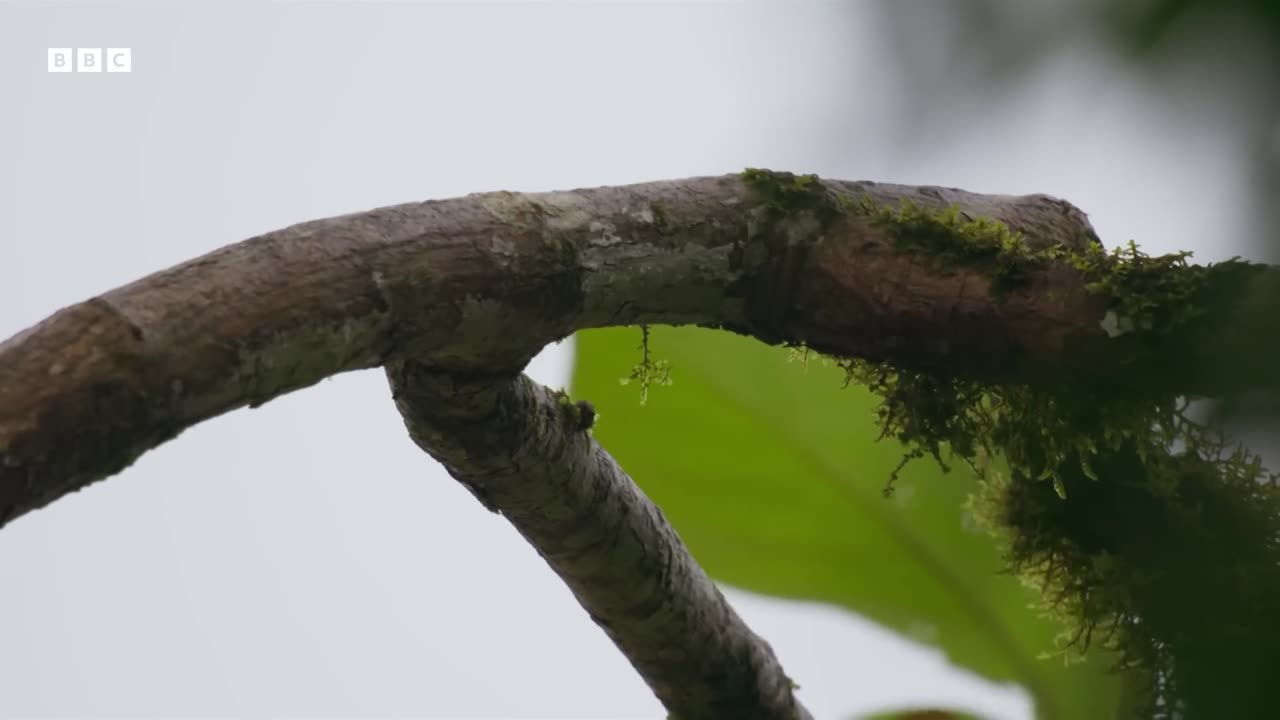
[{"left": 0, "top": 2, "right": 1255, "bottom": 719}]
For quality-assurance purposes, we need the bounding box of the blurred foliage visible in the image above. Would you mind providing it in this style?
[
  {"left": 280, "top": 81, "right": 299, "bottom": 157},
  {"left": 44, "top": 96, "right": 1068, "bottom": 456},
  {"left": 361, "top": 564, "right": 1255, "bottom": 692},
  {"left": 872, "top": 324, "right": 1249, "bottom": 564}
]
[
  {"left": 572, "top": 326, "right": 1123, "bottom": 720},
  {"left": 882, "top": 0, "right": 1280, "bottom": 67},
  {"left": 1098, "top": 0, "right": 1280, "bottom": 57},
  {"left": 876, "top": 0, "right": 1280, "bottom": 259},
  {"left": 860, "top": 709, "right": 987, "bottom": 720}
]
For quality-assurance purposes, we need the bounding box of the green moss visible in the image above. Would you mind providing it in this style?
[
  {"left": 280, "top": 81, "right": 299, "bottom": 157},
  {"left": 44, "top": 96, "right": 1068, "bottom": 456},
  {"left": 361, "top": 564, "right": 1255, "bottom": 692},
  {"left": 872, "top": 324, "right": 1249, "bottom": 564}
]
[
  {"left": 726, "top": 175, "right": 1277, "bottom": 715},
  {"left": 650, "top": 202, "right": 669, "bottom": 232},
  {"left": 830, "top": 330, "right": 1280, "bottom": 717},
  {"left": 620, "top": 324, "right": 672, "bottom": 406},
  {"left": 850, "top": 196, "right": 1264, "bottom": 339},
  {"left": 740, "top": 167, "right": 825, "bottom": 210},
  {"left": 852, "top": 196, "right": 1052, "bottom": 297},
  {"left": 973, "top": 433, "right": 1280, "bottom": 719},
  {"left": 739, "top": 167, "right": 843, "bottom": 231},
  {"left": 770, "top": 204, "right": 1276, "bottom": 717},
  {"left": 1059, "top": 239, "right": 1262, "bottom": 338},
  {"left": 553, "top": 388, "right": 598, "bottom": 432},
  {"left": 554, "top": 387, "right": 575, "bottom": 411}
]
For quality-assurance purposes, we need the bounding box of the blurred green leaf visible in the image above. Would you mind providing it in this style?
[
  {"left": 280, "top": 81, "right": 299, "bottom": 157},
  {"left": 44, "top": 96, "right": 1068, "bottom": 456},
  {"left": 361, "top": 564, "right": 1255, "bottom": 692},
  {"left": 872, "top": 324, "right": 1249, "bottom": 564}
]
[{"left": 571, "top": 326, "right": 1123, "bottom": 720}]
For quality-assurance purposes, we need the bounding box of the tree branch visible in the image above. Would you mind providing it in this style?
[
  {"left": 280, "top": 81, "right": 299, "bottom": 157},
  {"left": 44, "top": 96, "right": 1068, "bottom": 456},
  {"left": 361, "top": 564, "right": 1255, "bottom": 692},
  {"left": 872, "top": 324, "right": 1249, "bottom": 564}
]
[
  {"left": 2, "top": 170, "right": 1276, "bottom": 715},
  {"left": 386, "top": 362, "right": 812, "bottom": 719},
  {"left": 5, "top": 172, "right": 1274, "bottom": 529},
  {"left": 5, "top": 171, "right": 1277, "bottom": 526}
]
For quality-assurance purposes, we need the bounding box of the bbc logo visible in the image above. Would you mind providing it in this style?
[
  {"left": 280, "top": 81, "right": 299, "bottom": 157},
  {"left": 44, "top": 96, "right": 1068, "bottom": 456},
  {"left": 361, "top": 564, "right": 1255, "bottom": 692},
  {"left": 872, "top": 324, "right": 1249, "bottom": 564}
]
[{"left": 48, "top": 48, "right": 131, "bottom": 73}]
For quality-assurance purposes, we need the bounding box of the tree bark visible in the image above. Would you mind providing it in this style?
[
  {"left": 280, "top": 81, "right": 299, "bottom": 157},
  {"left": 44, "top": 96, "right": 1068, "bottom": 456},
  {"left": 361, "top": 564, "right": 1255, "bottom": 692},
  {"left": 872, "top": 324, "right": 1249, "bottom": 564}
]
[
  {"left": 387, "top": 363, "right": 811, "bottom": 719},
  {"left": 1, "top": 171, "right": 1276, "bottom": 718}
]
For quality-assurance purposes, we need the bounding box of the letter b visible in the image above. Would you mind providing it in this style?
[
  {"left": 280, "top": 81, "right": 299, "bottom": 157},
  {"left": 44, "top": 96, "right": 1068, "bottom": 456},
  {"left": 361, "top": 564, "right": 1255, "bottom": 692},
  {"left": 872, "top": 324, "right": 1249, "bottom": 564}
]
[
  {"left": 48, "top": 48, "right": 72, "bottom": 72},
  {"left": 77, "top": 48, "right": 102, "bottom": 72}
]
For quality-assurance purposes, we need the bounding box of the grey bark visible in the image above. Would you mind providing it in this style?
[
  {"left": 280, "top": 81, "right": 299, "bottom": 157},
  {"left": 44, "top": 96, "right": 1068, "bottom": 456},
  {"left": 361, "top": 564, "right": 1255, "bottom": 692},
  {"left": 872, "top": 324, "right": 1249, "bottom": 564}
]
[{"left": 387, "top": 363, "right": 811, "bottom": 719}]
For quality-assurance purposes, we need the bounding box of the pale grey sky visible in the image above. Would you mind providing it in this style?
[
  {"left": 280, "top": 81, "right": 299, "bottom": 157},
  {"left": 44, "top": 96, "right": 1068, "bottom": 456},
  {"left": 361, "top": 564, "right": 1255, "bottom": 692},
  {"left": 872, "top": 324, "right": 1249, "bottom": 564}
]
[{"left": 0, "top": 2, "right": 1252, "bottom": 718}]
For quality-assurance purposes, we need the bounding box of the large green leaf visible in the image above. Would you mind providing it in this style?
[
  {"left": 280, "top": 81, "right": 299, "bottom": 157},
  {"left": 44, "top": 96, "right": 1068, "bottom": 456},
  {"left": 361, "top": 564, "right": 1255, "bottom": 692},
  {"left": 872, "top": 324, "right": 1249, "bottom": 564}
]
[{"left": 570, "top": 326, "right": 1123, "bottom": 720}]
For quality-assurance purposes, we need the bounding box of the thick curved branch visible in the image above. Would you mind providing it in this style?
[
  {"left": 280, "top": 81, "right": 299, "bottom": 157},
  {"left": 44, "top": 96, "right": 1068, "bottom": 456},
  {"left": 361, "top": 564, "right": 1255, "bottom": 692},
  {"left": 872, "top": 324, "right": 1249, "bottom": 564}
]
[
  {"left": 3, "top": 172, "right": 1277, "bottom": 526},
  {"left": 386, "top": 362, "right": 812, "bottom": 719},
  {"left": 5, "top": 169, "right": 1276, "bottom": 718}
]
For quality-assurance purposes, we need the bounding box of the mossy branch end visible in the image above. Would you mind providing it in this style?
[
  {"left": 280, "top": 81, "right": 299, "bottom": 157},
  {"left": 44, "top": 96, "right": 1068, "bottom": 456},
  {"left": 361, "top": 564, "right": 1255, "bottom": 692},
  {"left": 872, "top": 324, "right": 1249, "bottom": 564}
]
[{"left": 733, "top": 169, "right": 1279, "bottom": 718}]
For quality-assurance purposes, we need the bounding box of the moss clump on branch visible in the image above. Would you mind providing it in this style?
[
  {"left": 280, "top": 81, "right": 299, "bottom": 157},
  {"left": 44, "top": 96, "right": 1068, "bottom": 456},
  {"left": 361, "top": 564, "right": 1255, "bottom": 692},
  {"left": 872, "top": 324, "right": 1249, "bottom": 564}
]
[
  {"left": 553, "top": 388, "right": 598, "bottom": 433},
  {"left": 976, "top": 434, "right": 1280, "bottom": 720},
  {"left": 855, "top": 196, "right": 1045, "bottom": 296},
  {"left": 852, "top": 193, "right": 1265, "bottom": 331},
  {"left": 738, "top": 168, "right": 847, "bottom": 253},
  {"left": 839, "top": 340, "right": 1280, "bottom": 718},
  {"left": 740, "top": 167, "right": 841, "bottom": 224},
  {"left": 837, "top": 254, "right": 1276, "bottom": 717},
  {"left": 741, "top": 171, "right": 1276, "bottom": 718},
  {"left": 1059, "top": 239, "right": 1268, "bottom": 340}
]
